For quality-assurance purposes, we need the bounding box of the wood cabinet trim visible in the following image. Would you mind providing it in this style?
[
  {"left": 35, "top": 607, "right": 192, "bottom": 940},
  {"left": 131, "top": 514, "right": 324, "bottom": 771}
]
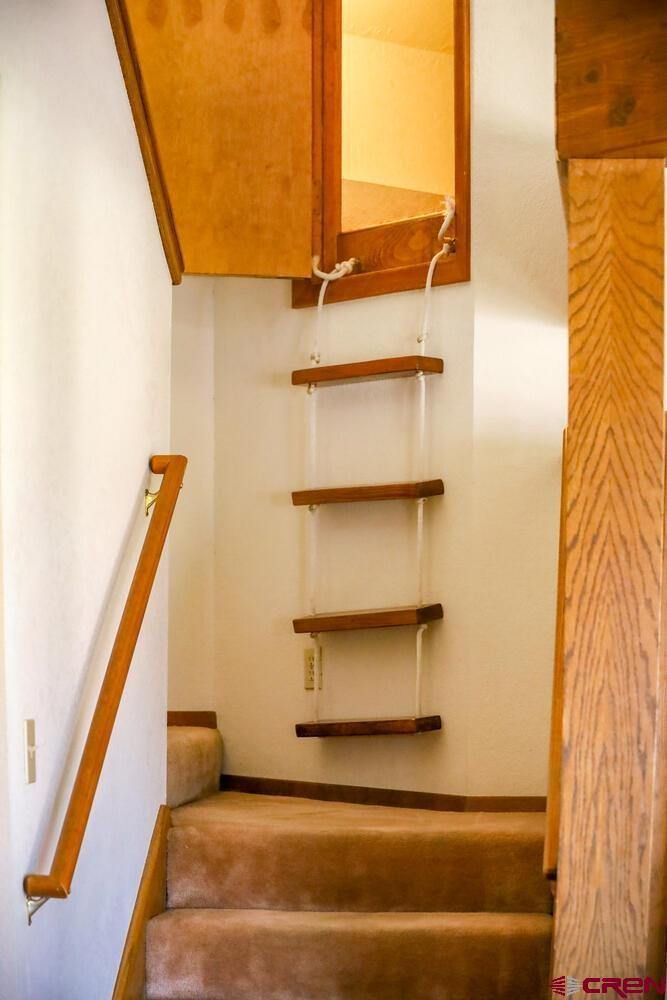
[
  {"left": 293, "top": 0, "right": 471, "bottom": 307},
  {"left": 106, "top": 0, "right": 183, "bottom": 285}
]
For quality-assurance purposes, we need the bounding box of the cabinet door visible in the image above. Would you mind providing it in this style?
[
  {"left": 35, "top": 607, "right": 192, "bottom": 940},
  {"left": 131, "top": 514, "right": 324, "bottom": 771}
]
[{"left": 119, "top": 0, "right": 314, "bottom": 278}]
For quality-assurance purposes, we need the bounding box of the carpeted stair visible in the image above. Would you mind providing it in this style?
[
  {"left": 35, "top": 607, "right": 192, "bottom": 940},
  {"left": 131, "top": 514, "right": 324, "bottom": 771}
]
[{"left": 148, "top": 725, "right": 552, "bottom": 999}]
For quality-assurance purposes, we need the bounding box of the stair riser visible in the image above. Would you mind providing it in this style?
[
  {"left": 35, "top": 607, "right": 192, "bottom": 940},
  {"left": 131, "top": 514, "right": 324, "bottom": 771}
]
[
  {"left": 146, "top": 909, "right": 552, "bottom": 1000},
  {"left": 167, "top": 825, "right": 551, "bottom": 913}
]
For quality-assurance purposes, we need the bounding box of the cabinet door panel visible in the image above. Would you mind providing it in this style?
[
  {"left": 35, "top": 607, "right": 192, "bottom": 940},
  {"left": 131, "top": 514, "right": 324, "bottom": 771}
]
[{"left": 122, "top": 0, "right": 314, "bottom": 277}]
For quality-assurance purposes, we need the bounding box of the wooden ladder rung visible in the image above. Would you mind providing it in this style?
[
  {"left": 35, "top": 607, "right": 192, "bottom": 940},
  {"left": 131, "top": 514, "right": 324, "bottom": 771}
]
[
  {"left": 291, "top": 355, "right": 444, "bottom": 387},
  {"left": 293, "top": 604, "right": 443, "bottom": 634},
  {"left": 292, "top": 480, "right": 444, "bottom": 506},
  {"left": 295, "top": 716, "right": 443, "bottom": 737}
]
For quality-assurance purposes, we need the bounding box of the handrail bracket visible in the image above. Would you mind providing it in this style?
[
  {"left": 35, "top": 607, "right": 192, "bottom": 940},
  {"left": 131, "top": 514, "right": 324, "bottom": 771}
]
[
  {"left": 144, "top": 488, "right": 160, "bottom": 516},
  {"left": 25, "top": 895, "right": 49, "bottom": 925}
]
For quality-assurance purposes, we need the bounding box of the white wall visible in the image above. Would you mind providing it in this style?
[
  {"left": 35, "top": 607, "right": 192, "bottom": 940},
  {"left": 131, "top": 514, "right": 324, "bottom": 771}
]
[
  {"left": 0, "top": 2, "right": 172, "bottom": 997},
  {"left": 169, "top": 279, "right": 217, "bottom": 710},
  {"left": 169, "top": 0, "right": 567, "bottom": 797}
]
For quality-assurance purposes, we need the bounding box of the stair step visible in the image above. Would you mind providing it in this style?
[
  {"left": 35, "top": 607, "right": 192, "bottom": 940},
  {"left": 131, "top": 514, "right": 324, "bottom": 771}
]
[
  {"left": 146, "top": 908, "right": 552, "bottom": 1000},
  {"left": 293, "top": 603, "right": 443, "bottom": 633},
  {"left": 291, "top": 355, "right": 444, "bottom": 387},
  {"left": 168, "top": 792, "right": 550, "bottom": 913},
  {"left": 295, "top": 716, "right": 442, "bottom": 737},
  {"left": 292, "top": 479, "right": 445, "bottom": 506},
  {"left": 167, "top": 725, "right": 223, "bottom": 810}
]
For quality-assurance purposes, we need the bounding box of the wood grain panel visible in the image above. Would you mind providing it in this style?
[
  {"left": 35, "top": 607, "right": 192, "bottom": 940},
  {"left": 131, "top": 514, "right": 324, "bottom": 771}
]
[
  {"left": 112, "top": 806, "right": 170, "bottom": 1000},
  {"left": 293, "top": 604, "right": 443, "bottom": 634},
  {"left": 292, "top": 480, "right": 444, "bottom": 506},
  {"left": 556, "top": 0, "right": 667, "bottom": 158},
  {"left": 295, "top": 716, "right": 442, "bottom": 738},
  {"left": 553, "top": 160, "right": 665, "bottom": 978},
  {"left": 544, "top": 429, "right": 568, "bottom": 880},
  {"left": 121, "top": 0, "right": 313, "bottom": 277}
]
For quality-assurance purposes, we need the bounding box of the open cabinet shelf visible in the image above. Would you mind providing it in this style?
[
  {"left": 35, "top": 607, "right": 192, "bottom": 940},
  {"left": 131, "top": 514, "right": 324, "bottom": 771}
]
[
  {"left": 295, "top": 716, "right": 443, "bottom": 738},
  {"left": 292, "top": 480, "right": 444, "bottom": 506},
  {"left": 291, "top": 355, "right": 444, "bottom": 387},
  {"left": 293, "top": 604, "right": 443, "bottom": 634}
]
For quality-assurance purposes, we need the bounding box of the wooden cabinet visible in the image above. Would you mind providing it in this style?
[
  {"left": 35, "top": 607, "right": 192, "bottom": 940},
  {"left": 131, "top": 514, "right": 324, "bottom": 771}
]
[
  {"left": 109, "top": 0, "right": 314, "bottom": 281},
  {"left": 108, "top": 0, "right": 470, "bottom": 299},
  {"left": 295, "top": 0, "right": 470, "bottom": 306}
]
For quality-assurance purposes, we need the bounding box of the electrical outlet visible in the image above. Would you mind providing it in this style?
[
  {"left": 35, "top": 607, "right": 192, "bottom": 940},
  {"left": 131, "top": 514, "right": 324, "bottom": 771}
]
[
  {"left": 24, "top": 720, "right": 36, "bottom": 785},
  {"left": 304, "top": 648, "right": 323, "bottom": 690}
]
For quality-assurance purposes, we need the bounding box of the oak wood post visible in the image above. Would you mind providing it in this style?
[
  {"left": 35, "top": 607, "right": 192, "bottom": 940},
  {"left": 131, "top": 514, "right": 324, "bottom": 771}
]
[{"left": 553, "top": 160, "right": 666, "bottom": 979}]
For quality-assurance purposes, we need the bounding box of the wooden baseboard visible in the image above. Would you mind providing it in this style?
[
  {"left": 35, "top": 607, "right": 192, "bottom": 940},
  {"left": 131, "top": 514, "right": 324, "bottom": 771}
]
[
  {"left": 167, "top": 711, "right": 217, "bottom": 729},
  {"left": 221, "top": 774, "right": 546, "bottom": 813},
  {"left": 112, "top": 805, "right": 170, "bottom": 1000}
]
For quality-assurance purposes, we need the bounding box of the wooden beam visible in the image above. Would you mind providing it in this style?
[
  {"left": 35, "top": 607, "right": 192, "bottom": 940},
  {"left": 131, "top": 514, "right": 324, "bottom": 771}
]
[
  {"left": 556, "top": 0, "right": 667, "bottom": 159},
  {"left": 553, "top": 159, "right": 665, "bottom": 978}
]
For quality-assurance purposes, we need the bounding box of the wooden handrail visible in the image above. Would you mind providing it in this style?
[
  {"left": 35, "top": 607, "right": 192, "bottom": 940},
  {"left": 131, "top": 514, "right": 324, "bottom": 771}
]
[{"left": 24, "top": 455, "right": 187, "bottom": 911}]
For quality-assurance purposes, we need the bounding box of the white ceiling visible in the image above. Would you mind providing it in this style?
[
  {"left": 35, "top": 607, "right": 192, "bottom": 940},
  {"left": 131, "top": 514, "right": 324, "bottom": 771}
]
[{"left": 342, "top": 0, "right": 455, "bottom": 54}]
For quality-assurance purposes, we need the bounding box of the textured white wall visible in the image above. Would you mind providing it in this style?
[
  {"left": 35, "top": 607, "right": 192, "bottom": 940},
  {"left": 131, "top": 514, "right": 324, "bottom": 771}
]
[
  {"left": 467, "top": 0, "right": 568, "bottom": 793},
  {"left": 0, "top": 1, "right": 172, "bottom": 997},
  {"left": 169, "top": 279, "right": 217, "bottom": 711},
  {"left": 170, "top": 0, "right": 567, "bottom": 797}
]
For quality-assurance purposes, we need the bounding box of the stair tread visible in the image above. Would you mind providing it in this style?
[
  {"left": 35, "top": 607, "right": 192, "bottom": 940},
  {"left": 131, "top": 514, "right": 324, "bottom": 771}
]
[
  {"left": 292, "top": 480, "right": 445, "bottom": 506},
  {"left": 146, "top": 909, "right": 552, "bottom": 1000},
  {"left": 295, "top": 716, "right": 442, "bottom": 737},
  {"left": 167, "top": 793, "right": 550, "bottom": 915},
  {"left": 151, "top": 907, "right": 553, "bottom": 929},
  {"left": 172, "top": 791, "right": 547, "bottom": 833},
  {"left": 293, "top": 603, "right": 443, "bottom": 633},
  {"left": 291, "top": 355, "right": 444, "bottom": 386}
]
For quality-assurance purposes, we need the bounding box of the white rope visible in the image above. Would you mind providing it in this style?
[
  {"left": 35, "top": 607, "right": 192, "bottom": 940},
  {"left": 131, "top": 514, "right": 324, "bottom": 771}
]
[
  {"left": 305, "top": 257, "right": 356, "bottom": 719},
  {"left": 416, "top": 497, "right": 425, "bottom": 607},
  {"left": 415, "top": 624, "right": 428, "bottom": 717},
  {"left": 311, "top": 256, "right": 357, "bottom": 364},
  {"left": 418, "top": 197, "right": 455, "bottom": 355},
  {"left": 412, "top": 204, "right": 453, "bottom": 719},
  {"left": 416, "top": 370, "right": 426, "bottom": 481}
]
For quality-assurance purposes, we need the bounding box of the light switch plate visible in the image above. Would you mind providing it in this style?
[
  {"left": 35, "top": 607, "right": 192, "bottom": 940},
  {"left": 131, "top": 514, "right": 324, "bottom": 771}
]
[{"left": 24, "top": 719, "right": 36, "bottom": 784}]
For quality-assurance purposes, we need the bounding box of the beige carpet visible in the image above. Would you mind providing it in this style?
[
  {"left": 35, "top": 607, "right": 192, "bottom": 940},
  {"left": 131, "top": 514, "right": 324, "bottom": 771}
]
[
  {"left": 168, "top": 792, "right": 550, "bottom": 914},
  {"left": 149, "top": 728, "right": 552, "bottom": 999}
]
